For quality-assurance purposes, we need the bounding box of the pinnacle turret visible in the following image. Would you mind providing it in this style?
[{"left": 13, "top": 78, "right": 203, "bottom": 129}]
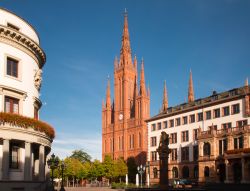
[
  {"left": 106, "top": 77, "right": 111, "bottom": 108},
  {"left": 188, "top": 70, "right": 194, "bottom": 102},
  {"left": 139, "top": 59, "right": 146, "bottom": 96},
  {"left": 162, "top": 80, "right": 168, "bottom": 111}
]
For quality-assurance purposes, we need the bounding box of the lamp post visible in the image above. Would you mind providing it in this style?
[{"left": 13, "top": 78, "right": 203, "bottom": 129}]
[
  {"left": 59, "top": 161, "right": 66, "bottom": 191},
  {"left": 47, "top": 153, "right": 59, "bottom": 191},
  {"left": 137, "top": 164, "right": 146, "bottom": 188}
]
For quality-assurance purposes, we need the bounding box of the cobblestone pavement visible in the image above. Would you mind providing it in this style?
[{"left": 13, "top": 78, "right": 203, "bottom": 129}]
[{"left": 55, "top": 187, "right": 124, "bottom": 191}]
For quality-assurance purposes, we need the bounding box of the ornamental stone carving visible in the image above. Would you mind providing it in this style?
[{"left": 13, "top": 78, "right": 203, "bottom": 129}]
[{"left": 34, "top": 69, "right": 42, "bottom": 90}]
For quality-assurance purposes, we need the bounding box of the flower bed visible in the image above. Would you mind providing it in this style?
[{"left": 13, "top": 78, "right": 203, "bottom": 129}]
[{"left": 0, "top": 112, "right": 55, "bottom": 139}]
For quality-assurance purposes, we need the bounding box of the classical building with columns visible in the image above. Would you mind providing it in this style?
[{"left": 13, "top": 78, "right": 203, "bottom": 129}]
[
  {"left": 147, "top": 72, "right": 250, "bottom": 184},
  {"left": 0, "top": 8, "right": 54, "bottom": 191},
  {"left": 102, "top": 12, "right": 150, "bottom": 164}
]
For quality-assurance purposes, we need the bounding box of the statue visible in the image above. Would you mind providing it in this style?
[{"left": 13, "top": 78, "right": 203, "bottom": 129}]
[
  {"left": 157, "top": 131, "right": 171, "bottom": 190},
  {"left": 34, "top": 69, "right": 42, "bottom": 91}
]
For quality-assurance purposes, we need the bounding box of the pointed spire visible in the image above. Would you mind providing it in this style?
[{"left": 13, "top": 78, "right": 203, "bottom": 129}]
[
  {"left": 140, "top": 59, "right": 146, "bottom": 95},
  {"left": 106, "top": 76, "right": 111, "bottom": 108},
  {"left": 119, "top": 9, "right": 132, "bottom": 66},
  {"left": 245, "top": 77, "right": 248, "bottom": 86},
  {"left": 188, "top": 70, "right": 194, "bottom": 102},
  {"left": 114, "top": 56, "right": 118, "bottom": 70},
  {"left": 147, "top": 85, "right": 150, "bottom": 97},
  {"left": 162, "top": 80, "right": 168, "bottom": 111},
  {"left": 133, "top": 55, "right": 137, "bottom": 71}
]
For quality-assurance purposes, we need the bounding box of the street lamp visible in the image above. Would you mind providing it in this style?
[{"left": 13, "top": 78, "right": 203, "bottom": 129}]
[
  {"left": 59, "top": 161, "right": 66, "bottom": 191},
  {"left": 47, "top": 153, "right": 59, "bottom": 191},
  {"left": 137, "top": 164, "right": 146, "bottom": 188}
]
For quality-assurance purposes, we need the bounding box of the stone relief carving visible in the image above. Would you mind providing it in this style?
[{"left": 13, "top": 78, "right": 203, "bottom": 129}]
[{"left": 34, "top": 69, "right": 42, "bottom": 91}]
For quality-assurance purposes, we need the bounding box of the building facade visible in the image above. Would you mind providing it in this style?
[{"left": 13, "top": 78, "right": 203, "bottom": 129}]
[
  {"left": 147, "top": 72, "right": 250, "bottom": 184},
  {"left": 102, "top": 12, "right": 150, "bottom": 163},
  {"left": 0, "top": 8, "right": 54, "bottom": 191}
]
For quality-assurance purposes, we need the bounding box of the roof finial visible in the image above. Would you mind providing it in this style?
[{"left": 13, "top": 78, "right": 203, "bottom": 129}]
[
  {"left": 162, "top": 80, "right": 168, "bottom": 111},
  {"left": 188, "top": 70, "right": 194, "bottom": 102},
  {"left": 245, "top": 77, "right": 248, "bottom": 86}
]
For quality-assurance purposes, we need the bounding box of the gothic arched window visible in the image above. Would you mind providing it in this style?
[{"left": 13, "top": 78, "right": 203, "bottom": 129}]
[
  {"left": 203, "top": 142, "right": 211, "bottom": 156},
  {"left": 153, "top": 167, "right": 158, "bottom": 178},
  {"left": 172, "top": 167, "right": 178, "bottom": 178},
  {"left": 204, "top": 166, "right": 210, "bottom": 177},
  {"left": 182, "top": 166, "right": 189, "bottom": 178}
]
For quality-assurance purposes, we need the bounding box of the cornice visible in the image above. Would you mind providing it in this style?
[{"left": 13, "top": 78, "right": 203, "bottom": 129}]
[{"left": 0, "top": 25, "right": 46, "bottom": 68}]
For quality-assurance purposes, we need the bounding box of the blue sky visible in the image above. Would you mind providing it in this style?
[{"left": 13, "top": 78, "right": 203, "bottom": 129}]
[{"left": 1, "top": 0, "right": 250, "bottom": 160}]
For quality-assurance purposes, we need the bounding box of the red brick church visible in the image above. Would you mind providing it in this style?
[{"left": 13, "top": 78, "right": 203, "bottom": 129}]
[{"left": 102, "top": 12, "right": 150, "bottom": 164}]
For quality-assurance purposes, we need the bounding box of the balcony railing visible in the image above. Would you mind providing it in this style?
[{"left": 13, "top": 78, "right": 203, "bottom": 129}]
[
  {"left": 198, "top": 125, "right": 250, "bottom": 139},
  {"left": 0, "top": 112, "right": 55, "bottom": 139},
  {"left": 199, "top": 155, "right": 215, "bottom": 161}
]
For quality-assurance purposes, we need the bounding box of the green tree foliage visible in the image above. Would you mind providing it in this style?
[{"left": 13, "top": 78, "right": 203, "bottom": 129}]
[
  {"left": 90, "top": 159, "right": 104, "bottom": 180},
  {"left": 70, "top": 149, "right": 91, "bottom": 163},
  {"left": 113, "top": 157, "right": 128, "bottom": 182},
  {"left": 64, "top": 157, "right": 85, "bottom": 180},
  {"left": 102, "top": 155, "right": 114, "bottom": 181}
]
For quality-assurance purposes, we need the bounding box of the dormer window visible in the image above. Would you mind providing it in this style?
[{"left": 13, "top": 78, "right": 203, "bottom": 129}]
[
  {"left": 7, "top": 22, "right": 20, "bottom": 31},
  {"left": 229, "top": 89, "right": 237, "bottom": 97}
]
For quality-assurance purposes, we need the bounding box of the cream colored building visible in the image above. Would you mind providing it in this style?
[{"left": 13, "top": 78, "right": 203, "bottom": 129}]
[
  {"left": 0, "top": 8, "right": 54, "bottom": 191},
  {"left": 147, "top": 73, "right": 250, "bottom": 184}
]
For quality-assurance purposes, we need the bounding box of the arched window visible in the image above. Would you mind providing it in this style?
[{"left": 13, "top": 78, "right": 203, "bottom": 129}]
[
  {"left": 172, "top": 167, "right": 178, "bottom": 178},
  {"left": 194, "top": 165, "right": 199, "bottom": 178},
  {"left": 153, "top": 167, "right": 158, "bottom": 178},
  {"left": 203, "top": 142, "right": 211, "bottom": 156},
  {"left": 182, "top": 166, "right": 189, "bottom": 178},
  {"left": 204, "top": 166, "right": 209, "bottom": 177}
]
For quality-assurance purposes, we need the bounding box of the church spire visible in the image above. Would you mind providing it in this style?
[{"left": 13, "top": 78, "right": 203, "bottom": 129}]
[
  {"left": 162, "top": 80, "right": 168, "bottom": 111},
  {"left": 140, "top": 59, "right": 146, "bottom": 96},
  {"left": 119, "top": 9, "right": 132, "bottom": 66},
  {"left": 106, "top": 77, "right": 111, "bottom": 108},
  {"left": 188, "top": 70, "right": 194, "bottom": 102}
]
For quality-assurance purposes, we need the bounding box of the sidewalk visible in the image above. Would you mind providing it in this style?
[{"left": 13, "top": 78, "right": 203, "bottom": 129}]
[{"left": 56, "top": 187, "right": 124, "bottom": 191}]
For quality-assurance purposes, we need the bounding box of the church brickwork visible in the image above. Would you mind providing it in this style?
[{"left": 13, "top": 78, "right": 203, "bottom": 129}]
[{"left": 102, "top": 12, "right": 150, "bottom": 163}]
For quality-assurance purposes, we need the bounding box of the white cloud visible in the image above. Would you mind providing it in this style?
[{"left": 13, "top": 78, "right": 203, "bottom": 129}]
[{"left": 51, "top": 132, "right": 102, "bottom": 161}]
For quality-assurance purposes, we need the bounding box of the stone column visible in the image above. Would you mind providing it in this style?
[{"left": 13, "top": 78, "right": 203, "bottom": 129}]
[
  {"left": 241, "top": 158, "right": 246, "bottom": 183},
  {"left": 2, "top": 139, "right": 10, "bottom": 180},
  {"left": 225, "top": 159, "right": 231, "bottom": 183},
  {"left": 39, "top": 144, "right": 45, "bottom": 181},
  {"left": 24, "top": 142, "right": 32, "bottom": 181}
]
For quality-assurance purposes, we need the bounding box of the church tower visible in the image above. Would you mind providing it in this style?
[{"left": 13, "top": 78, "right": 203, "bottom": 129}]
[{"left": 102, "top": 11, "right": 150, "bottom": 164}]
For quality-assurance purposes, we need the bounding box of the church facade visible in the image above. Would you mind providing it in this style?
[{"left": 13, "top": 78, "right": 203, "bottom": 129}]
[{"left": 102, "top": 12, "right": 150, "bottom": 164}]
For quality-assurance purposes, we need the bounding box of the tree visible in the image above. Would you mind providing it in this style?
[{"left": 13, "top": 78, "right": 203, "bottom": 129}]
[
  {"left": 102, "top": 155, "right": 114, "bottom": 183},
  {"left": 113, "top": 157, "right": 128, "bottom": 182},
  {"left": 70, "top": 149, "right": 92, "bottom": 163},
  {"left": 90, "top": 159, "right": 104, "bottom": 181}
]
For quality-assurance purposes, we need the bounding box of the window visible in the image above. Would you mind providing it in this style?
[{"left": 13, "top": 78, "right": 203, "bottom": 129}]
[
  {"left": 34, "top": 106, "right": 39, "bottom": 119},
  {"left": 219, "top": 139, "right": 227, "bottom": 155},
  {"left": 204, "top": 166, "right": 209, "bottom": 177},
  {"left": 198, "top": 112, "right": 203, "bottom": 121},
  {"left": 151, "top": 137, "right": 157, "bottom": 147},
  {"left": 129, "top": 135, "right": 134, "bottom": 149},
  {"left": 206, "top": 111, "right": 211, "bottom": 120},
  {"left": 182, "top": 166, "right": 189, "bottom": 178},
  {"left": 153, "top": 168, "right": 158, "bottom": 178},
  {"left": 157, "top": 122, "right": 161, "bottom": 130},
  {"left": 181, "top": 147, "right": 189, "bottom": 161},
  {"left": 169, "top": 119, "right": 174, "bottom": 128},
  {"left": 170, "top": 133, "right": 177, "bottom": 144},
  {"left": 193, "top": 129, "right": 198, "bottom": 141},
  {"left": 138, "top": 133, "right": 141, "bottom": 148},
  {"left": 176, "top": 118, "right": 181, "bottom": 126},
  {"left": 7, "top": 57, "right": 18, "bottom": 78},
  {"left": 214, "top": 108, "right": 220, "bottom": 118},
  {"left": 10, "top": 144, "right": 19, "bottom": 169},
  {"left": 171, "top": 148, "right": 177, "bottom": 161},
  {"left": 190, "top": 114, "right": 195, "bottom": 123},
  {"left": 5, "top": 96, "right": 19, "bottom": 114},
  {"left": 183, "top": 116, "right": 188, "bottom": 125},
  {"left": 181, "top": 131, "right": 189, "bottom": 142},
  {"left": 151, "top": 151, "right": 157, "bottom": 161},
  {"left": 237, "top": 120, "right": 247, "bottom": 128},
  {"left": 194, "top": 166, "right": 199, "bottom": 179},
  {"left": 203, "top": 142, "right": 211, "bottom": 156},
  {"left": 172, "top": 167, "right": 178, "bottom": 178},
  {"left": 193, "top": 145, "right": 198, "bottom": 161},
  {"left": 151, "top": 124, "right": 156, "bottom": 131},
  {"left": 232, "top": 104, "right": 240, "bottom": 114},
  {"left": 7, "top": 23, "right": 20, "bottom": 31},
  {"left": 163, "top": 121, "right": 168, "bottom": 129},
  {"left": 223, "top": 106, "right": 230, "bottom": 116},
  {"left": 222, "top": 122, "right": 231, "bottom": 129}
]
